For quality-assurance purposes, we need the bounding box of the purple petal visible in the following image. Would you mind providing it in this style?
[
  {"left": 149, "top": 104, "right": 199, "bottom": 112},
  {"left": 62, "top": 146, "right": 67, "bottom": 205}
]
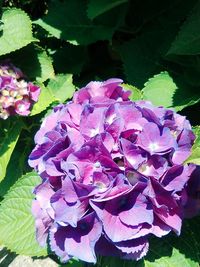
[
  {"left": 119, "top": 192, "right": 153, "bottom": 227},
  {"left": 50, "top": 212, "right": 102, "bottom": 263},
  {"left": 161, "top": 164, "right": 195, "bottom": 192},
  {"left": 137, "top": 122, "right": 175, "bottom": 154},
  {"left": 115, "top": 237, "right": 149, "bottom": 260},
  {"left": 184, "top": 165, "right": 200, "bottom": 218},
  {"left": 49, "top": 224, "right": 72, "bottom": 262}
]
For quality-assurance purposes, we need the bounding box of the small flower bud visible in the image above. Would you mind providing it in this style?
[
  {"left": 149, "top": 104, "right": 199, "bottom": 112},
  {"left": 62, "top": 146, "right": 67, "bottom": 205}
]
[{"left": 1, "top": 89, "right": 9, "bottom": 96}]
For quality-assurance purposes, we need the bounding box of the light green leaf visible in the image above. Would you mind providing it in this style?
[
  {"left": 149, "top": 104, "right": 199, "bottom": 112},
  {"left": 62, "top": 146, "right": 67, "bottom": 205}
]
[
  {"left": 0, "top": 172, "right": 47, "bottom": 256},
  {"left": 167, "top": 1, "right": 200, "bottom": 55},
  {"left": 145, "top": 248, "right": 197, "bottom": 267},
  {"left": 142, "top": 72, "right": 177, "bottom": 108},
  {"left": 30, "top": 83, "right": 55, "bottom": 116},
  {"left": 0, "top": 8, "right": 36, "bottom": 56},
  {"left": 142, "top": 72, "right": 200, "bottom": 111},
  {"left": 34, "top": 0, "right": 116, "bottom": 45},
  {"left": 47, "top": 74, "right": 75, "bottom": 103},
  {"left": 122, "top": 83, "right": 143, "bottom": 101},
  {"left": 31, "top": 74, "right": 74, "bottom": 116},
  {"left": 185, "top": 126, "right": 200, "bottom": 165},
  {"left": 35, "top": 47, "right": 54, "bottom": 82},
  {"left": 187, "top": 154, "right": 200, "bottom": 166},
  {"left": 0, "top": 118, "right": 23, "bottom": 182},
  {"left": 87, "top": 0, "right": 128, "bottom": 19}
]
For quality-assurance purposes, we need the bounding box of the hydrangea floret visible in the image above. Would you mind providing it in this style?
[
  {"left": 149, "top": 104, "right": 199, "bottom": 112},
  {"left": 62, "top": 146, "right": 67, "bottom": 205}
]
[
  {"left": 0, "top": 62, "right": 40, "bottom": 119},
  {"left": 29, "top": 78, "right": 199, "bottom": 263}
]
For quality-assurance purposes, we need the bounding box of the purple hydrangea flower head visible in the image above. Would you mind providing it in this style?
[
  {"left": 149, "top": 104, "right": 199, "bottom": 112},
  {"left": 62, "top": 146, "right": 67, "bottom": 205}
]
[
  {"left": 29, "top": 78, "right": 199, "bottom": 264},
  {"left": 0, "top": 61, "right": 40, "bottom": 119}
]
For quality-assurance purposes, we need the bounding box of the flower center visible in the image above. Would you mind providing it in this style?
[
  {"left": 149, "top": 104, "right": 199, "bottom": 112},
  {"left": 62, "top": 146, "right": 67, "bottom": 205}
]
[
  {"left": 148, "top": 142, "right": 159, "bottom": 152},
  {"left": 114, "top": 157, "right": 125, "bottom": 170},
  {"left": 127, "top": 171, "right": 140, "bottom": 185},
  {"left": 94, "top": 181, "right": 108, "bottom": 193},
  {"left": 90, "top": 128, "right": 99, "bottom": 137},
  {"left": 94, "top": 161, "right": 101, "bottom": 168},
  {"left": 119, "top": 197, "right": 127, "bottom": 208},
  {"left": 138, "top": 163, "right": 150, "bottom": 175},
  {"left": 17, "top": 103, "right": 26, "bottom": 112}
]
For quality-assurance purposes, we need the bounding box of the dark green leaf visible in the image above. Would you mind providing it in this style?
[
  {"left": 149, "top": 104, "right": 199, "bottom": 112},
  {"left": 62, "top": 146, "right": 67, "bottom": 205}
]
[
  {"left": 87, "top": 0, "right": 128, "bottom": 19},
  {"left": 167, "top": 1, "right": 200, "bottom": 55},
  {"left": 118, "top": 30, "right": 175, "bottom": 88},
  {"left": 53, "top": 44, "right": 87, "bottom": 75},
  {"left": 8, "top": 44, "right": 55, "bottom": 82},
  {"left": 118, "top": 0, "right": 196, "bottom": 87},
  {"left": 145, "top": 217, "right": 200, "bottom": 266},
  {"left": 34, "top": 0, "right": 116, "bottom": 45},
  {"left": 99, "top": 256, "right": 143, "bottom": 267},
  {"left": 60, "top": 258, "right": 84, "bottom": 267}
]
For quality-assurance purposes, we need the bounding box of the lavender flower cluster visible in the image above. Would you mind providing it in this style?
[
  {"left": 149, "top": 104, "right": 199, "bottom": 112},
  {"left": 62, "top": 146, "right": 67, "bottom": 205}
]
[
  {"left": 29, "top": 78, "right": 199, "bottom": 263},
  {"left": 0, "top": 62, "right": 40, "bottom": 119}
]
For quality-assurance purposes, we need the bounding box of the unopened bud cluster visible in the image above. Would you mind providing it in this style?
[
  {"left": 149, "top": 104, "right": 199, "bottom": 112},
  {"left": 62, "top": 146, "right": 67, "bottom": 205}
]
[{"left": 0, "top": 62, "right": 40, "bottom": 119}]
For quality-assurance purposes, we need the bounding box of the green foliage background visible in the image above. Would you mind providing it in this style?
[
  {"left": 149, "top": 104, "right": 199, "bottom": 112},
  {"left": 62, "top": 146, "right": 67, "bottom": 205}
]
[{"left": 0, "top": 0, "right": 200, "bottom": 266}]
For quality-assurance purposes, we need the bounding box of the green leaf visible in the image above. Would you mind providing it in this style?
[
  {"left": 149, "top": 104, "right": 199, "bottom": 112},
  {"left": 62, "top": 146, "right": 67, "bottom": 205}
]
[
  {"left": 117, "top": 30, "right": 175, "bottom": 88},
  {"left": 122, "top": 83, "right": 143, "bottom": 101},
  {"left": 34, "top": 47, "right": 54, "bottom": 82},
  {"left": 145, "top": 248, "right": 197, "bottom": 267},
  {"left": 0, "top": 172, "right": 47, "bottom": 256},
  {"left": 52, "top": 44, "right": 87, "bottom": 75},
  {"left": 0, "top": 8, "right": 36, "bottom": 56},
  {"left": 142, "top": 72, "right": 177, "bottom": 108},
  {"left": 87, "top": 0, "right": 128, "bottom": 19},
  {"left": 185, "top": 126, "right": 200, "bottom": 165},
  {"left": 144, "top": 217, "right": 200, "bottom": 267},
  {"left": 142, "top": 72, "right": 200, "bottom": 111},
  {"left": 0, "top": 117, "right": 23, "bottom": 182},
  {"left": 99, "top": 256, "right": 143, "bottom": 267},
  {"left": 118, "top": 0, "right": 196, "bottom": 88},
  {"left": 61, "top": 258, "right": 84, "bottom": 267},
  {"left": 0, "top": 133, "right": 32, "bottom": 197},
  {"left": 97, "top": 217, "right": 200, "bottom": 267},
  {"left": 34, "top": 0, "right": 116, "bottom": 45},
  {"left": 8, "top": 44, "right": 55, "bottom": 82},
  {"left": 47, "top": 74, "right": 75, "bottom": 103},
  {"left": 30, "top": 83, "right": 55, "bottom": 116},
  {"left": 167, "top": 1, "right": 200, "bottom": 55}
]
